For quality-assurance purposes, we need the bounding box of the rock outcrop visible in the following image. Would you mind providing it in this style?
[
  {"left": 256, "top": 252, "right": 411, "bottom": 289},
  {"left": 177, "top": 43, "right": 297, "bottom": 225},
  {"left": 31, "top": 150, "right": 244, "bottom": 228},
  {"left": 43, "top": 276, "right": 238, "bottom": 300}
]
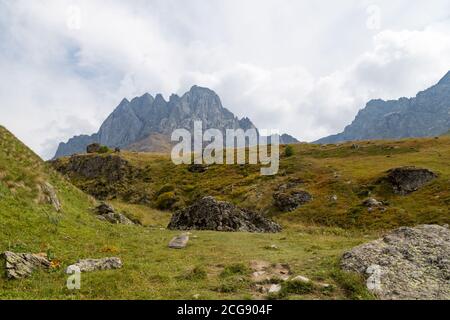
[
  {"left": 386, "top": 167, "right": 437, "bottom": 195},
  {"left": 86, "top": 143, "right": 102, "bottom": 154},
  {"left": 168, "top": 196, "right": 281, "bottom": 233},
  {"left": 38, "top": 182, "right": 61, "bottom": 212},
  {"left": 2, "top": 251, "right": 51, "bottom": 279},
  {"left": 51, "top": 154, "right": 134, "bottom": 183},
  {"left": 95, "top": 203, "right": 135, "bottom": 225},
  {"left": 50, "top": 154, "right": 139, "bottom": 200},
  {"left": 341, "top": 225, "right": 450, "bottom": 300},
  {"left": 273, "top": 190, "right": 312, "bottom": 212},
  {"left": 316, "top": 71, "right": 450, "bottom": 144},
  {"left": 66, "top": 257, "right": 122, "bottom": 273}
]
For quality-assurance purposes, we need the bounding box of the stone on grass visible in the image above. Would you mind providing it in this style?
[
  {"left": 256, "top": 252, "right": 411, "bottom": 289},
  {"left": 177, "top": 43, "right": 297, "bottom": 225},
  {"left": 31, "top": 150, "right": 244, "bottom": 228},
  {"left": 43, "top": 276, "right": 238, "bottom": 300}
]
[
  {"left": 168, "top": 234, "right": 190, "bottom": 249},
  {"left": 363, "top": 198, "right": 383, "bottom": 207},
  {"left": 268, "top": 284, "right": 282, "bottom": 294},
  {"left": 66, "top": 257, "right": 122, "bottom": 273},
  {"left": 291, "top": 275, "right": 310, "bottom": 283},
  {"left": 2, "top": 251, "right": 51, "bottom": 279},
  {"left": 341, "top": 224, "right": 449, "bottom": 300}
]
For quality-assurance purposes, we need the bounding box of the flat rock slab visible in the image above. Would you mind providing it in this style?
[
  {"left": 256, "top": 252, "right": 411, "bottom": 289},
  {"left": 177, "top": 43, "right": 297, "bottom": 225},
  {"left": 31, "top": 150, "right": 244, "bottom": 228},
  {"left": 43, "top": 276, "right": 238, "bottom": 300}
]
[
  {"left": 66, "top": 257, "right": 122, "bottom": 273},
  {"left": 2, "top": 251, "right": 51, "bottom": 279},
  {"left": 341, "top": 224, "right": 450, "bottom": 300},
  {"left": 168, "top": 234, "right": 189, "bottom": 249}
]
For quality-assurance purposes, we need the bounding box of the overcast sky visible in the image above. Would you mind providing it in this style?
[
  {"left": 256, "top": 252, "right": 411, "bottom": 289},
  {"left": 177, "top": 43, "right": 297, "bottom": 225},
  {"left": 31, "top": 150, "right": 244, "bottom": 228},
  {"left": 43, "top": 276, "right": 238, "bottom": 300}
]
[{"left": 1, "top": 0, "right": 450, "bottom": 159}]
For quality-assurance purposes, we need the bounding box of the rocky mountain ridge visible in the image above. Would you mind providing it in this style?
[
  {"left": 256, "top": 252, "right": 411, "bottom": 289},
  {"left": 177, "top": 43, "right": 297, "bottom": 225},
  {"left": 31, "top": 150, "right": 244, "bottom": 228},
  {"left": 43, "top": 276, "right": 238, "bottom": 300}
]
[{"left": 316, "top": 71, "right": 450, "bottom": 144}]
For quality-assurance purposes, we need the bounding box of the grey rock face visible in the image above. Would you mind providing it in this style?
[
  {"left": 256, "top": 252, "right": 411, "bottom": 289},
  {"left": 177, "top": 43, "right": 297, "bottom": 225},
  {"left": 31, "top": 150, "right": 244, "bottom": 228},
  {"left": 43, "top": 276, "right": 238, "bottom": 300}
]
[
  {"left": 66, "top": 257, "right": 122, "bottom": 273},
  {"left": 2, "top": 251, "right": 51, "bottom": 279},
  {"left": 54, "top": 86, "right": 258, "bottom": 159},
  {"left": 168, "top": 196, "right": 282, "bottom": 233},
  {"left": 168, "top": 234, "right": 190, "bottom": 249},
  {"left": 316, "top": 71, "right": 450, "bottom": 144},
  {"left": 386, "top": 167, "right": 437, "bottom": 195},
  {"left": 273, "top": 190, "right": 312, "bottom": 212},
  {"left": 341, "top": 225, "right": 450, "bottom": 300}
]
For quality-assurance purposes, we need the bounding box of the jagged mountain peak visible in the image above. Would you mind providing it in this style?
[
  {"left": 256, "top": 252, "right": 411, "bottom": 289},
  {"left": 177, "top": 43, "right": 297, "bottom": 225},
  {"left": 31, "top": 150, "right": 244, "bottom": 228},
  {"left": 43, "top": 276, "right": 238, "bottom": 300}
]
[{"left": 54, "top": 86, "right": 257, "bottom": 158}]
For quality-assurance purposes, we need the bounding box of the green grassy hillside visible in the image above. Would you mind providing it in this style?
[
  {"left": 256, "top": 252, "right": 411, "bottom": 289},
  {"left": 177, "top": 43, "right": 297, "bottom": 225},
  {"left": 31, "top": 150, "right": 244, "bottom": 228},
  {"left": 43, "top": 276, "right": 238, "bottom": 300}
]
[
  {"left": 0, "top": 126, "right": 375, "bottom": 300},
  {"left": 53, "top": 137, "right": 450, "bottom": 230}
]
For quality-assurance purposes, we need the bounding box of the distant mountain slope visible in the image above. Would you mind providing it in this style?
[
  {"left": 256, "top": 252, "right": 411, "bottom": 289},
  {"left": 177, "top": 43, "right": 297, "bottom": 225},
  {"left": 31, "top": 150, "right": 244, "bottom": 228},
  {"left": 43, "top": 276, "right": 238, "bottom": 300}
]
[
  {"left": 280, "top": 134, "right": 300, "bottom": 144},
  {"left": 315, "top": 71, "right": 450, "bottom": 144},
  {"left": 54, "top": 86, "right": 258, "bottom": 158}
]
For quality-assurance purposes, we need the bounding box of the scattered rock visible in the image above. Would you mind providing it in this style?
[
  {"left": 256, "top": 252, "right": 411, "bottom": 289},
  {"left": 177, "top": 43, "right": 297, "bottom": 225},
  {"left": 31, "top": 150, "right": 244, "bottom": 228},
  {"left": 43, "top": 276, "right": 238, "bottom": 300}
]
[
  {"left": 250, "top": 260, "right": 291, "bottom": 282},
  {"left": 341, "top": 224, "right": 450, "bottom": 300},
  {"left": 277, "top": 179, "right": 304, "bottom": 192},
  {"left": 268, "top": 284, "right": 282, "bottom": 294},
  {"left": 168, "top": 196, "right": 281, "bottom": 233},
  {"left": 66, "top": 257, "right": 122, "bottom": 273},
  {"left": 386, "top": 167, "right": 437, "bottom": 195},
  {"left": 168, "top": 234, "right": 190, "bottom": 249},
  {"left": 95, "top": 202, "right": 135, "bottom": 225},
  {"left": 2, "top": 251, "right": 51, "bottom": 279},
  {"left": 273, "top": 190, "right": 312, "bottom": 212},
  {"left": 188, "top": 164, "right": 208, "bottom": 173},
  {"left": 86, "top": 143, "right": 102, "bottom": 154},
  {"left": 96, "top": 202, "right": 115, "bottom": 215},
  {"left": 291, "top": 275, "right": 310, "bottom": 283},
  {"left": 362, "top": 198, "right": 384, "bottom": 208},
  {"left": 38, "top": 182, "right": 62, "bottom": 212}
]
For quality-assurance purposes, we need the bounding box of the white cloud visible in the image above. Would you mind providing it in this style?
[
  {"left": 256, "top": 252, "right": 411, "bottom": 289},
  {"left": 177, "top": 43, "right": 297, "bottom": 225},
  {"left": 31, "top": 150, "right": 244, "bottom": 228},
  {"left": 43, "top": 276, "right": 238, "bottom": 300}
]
[{"left": 1, "top": 0, "right": 450, "bottom": 158}]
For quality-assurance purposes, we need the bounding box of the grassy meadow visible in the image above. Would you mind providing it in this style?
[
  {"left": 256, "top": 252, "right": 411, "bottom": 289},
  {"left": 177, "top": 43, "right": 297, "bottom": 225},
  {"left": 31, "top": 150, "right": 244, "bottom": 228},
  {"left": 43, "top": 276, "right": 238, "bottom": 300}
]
[{"left": 1, "top": 125, "right": 449, "bottom": 299}]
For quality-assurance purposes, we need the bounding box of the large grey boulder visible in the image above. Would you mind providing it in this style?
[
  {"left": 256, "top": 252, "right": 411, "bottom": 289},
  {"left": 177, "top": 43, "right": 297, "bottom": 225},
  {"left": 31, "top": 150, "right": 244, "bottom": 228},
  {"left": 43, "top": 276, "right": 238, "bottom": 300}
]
[
  {"left": 341, "top": 225, "right": 450, "bottom": 300},
  {"left": 386, "top": 167, "right": 437, "bottom": 195},
  {"left": 66, "top": 257, "right": 122, "bottom": 273},
  {"left": 2, "top": 251, "right": 51, "bottom": 279},
  {"left": 168, "top": 196, "right": 281, "bottom": 233}
]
